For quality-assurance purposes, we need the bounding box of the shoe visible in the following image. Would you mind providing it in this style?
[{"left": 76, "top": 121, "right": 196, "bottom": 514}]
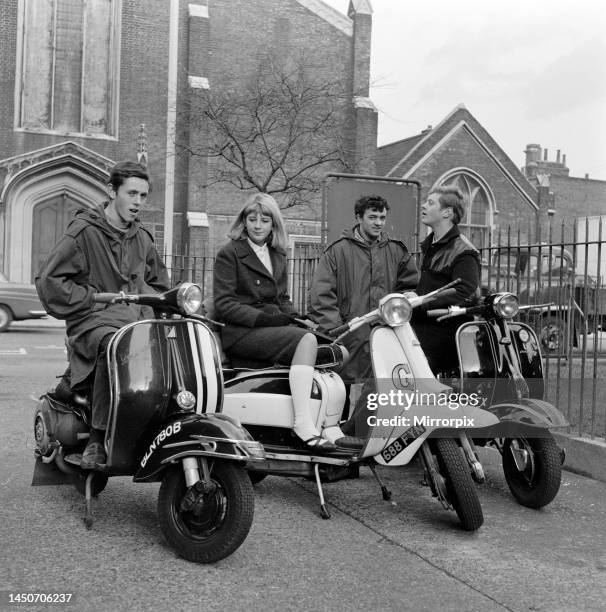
[
  {"left": 303, "top": 435, "right": 337, "bottom": 451},
  {"left": 335, "top": 436, "right": 365, "bottom": 450},
  {"left": 81, "top": 442, "right": 106, "bottom": 470}
]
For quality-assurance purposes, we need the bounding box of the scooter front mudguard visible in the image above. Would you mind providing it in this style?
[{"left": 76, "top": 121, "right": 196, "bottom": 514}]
[
  {"left": 473, "top": 397, "right": 569, "bottom": 439},
  {"left": 134, "top": 413, "right": 264, "bottom": 483}
]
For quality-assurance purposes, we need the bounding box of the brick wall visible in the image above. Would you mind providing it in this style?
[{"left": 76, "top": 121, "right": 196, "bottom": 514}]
[
  {"left": 0, "top": 0, "right": 370, "bottom": 264},
  {"left": 411, "top": 128, "right": 538, "bottom": 242},
  {"left": 186, "top": 0, "right": 363, "bottom": 254}
]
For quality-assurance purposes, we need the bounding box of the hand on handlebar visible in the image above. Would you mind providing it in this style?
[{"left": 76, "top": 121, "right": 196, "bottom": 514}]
[
  {"left": 328, "top": 322, "right": 349, "bottom": 337},
  {"left": 293, "top": 317, "right": 319, "bottom": 331},
  {"left": 94, "top": 291, "right": 133, "bottom": 304}
]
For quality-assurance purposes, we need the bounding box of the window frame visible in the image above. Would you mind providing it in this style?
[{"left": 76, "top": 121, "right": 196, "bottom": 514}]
[
  {"left": 433, "top": 168, "right": 495, "bottom": 249},
  {"left": 14, "top": 0, "right": 121, "bottom": 140}
]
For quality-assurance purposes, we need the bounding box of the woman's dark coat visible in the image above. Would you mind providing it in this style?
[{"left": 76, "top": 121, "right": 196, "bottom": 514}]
[{"left": 213, "top": 239, "right": 296, "bottom": 351}]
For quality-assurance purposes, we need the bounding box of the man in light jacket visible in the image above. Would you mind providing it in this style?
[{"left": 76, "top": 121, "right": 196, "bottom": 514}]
[{"left": 308, "top": 194, "right": 418, "bottom": 435}]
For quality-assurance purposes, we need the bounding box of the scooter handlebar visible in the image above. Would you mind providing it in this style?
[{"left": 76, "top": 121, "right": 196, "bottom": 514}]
[
  {"left": 93, "top": 292, "right": 136, "bottom": 304},
  {"left": 426, "top": 305, "right": 470, "bottom": 322},
  {"left": 418, "top": 287, "right": 457, "bottom": 307},
  {"left": 328, "top": 322, "right": 350, "bottom": 337},
  {"left": 426, "top": 308, "right": 450, "bottom": 318}
]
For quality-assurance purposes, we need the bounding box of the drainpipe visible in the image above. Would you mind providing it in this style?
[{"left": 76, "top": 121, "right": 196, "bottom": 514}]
[{"left": 163, "top": 0, "right": 179, "bottom": 268}]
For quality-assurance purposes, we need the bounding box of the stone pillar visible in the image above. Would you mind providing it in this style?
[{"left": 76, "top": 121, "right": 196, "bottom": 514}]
[
  {"left": 185, "top": 3, "right": 211, "bottom": 256},
  {"left": 348, "top": 0, "right": 377, "bottom": 174}
]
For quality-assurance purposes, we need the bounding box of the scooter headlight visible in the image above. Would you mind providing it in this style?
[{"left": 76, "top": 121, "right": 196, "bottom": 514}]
[
  {"left": 379, "top": 294, "right": 412, "bottom": 326},
  {"left": 492, "top": 293, "right": 519, "bottom": 319},
  {"left": 176, "top": 283, "right": 203, "bottom": 315}
]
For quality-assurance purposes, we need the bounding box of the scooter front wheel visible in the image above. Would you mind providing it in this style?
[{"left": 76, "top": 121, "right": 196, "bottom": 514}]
[
  {"left": 433, "top": 439, "right": 484, "bottom": 531},
  {"left": 158, "top": 461, "right": 254, "bottom": 563},
  {"left": 502, "top": 436, "right": 561, "bottom": 508}
]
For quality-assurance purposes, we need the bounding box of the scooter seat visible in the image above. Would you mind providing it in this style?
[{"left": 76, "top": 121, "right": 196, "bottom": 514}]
[{"left": 202, "top": 296, "right": 348, "bottom": 371}]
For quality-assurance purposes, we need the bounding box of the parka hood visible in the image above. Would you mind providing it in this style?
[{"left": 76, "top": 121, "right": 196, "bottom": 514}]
[
  {"left": 67, "top": 204, "right": 143, "bottom": 239},
  {"left": 335, "top": 226, "right": 394, "bottom": 249}
]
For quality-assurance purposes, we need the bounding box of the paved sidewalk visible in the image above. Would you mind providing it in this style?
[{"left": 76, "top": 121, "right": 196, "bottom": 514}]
[{"left": 11, "top": 316, "right": 65, "bottom": 329}]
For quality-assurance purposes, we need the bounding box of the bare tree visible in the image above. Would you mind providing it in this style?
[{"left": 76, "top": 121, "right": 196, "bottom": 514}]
[{"left": 179, "top": 58, "right": 352, "bottom": 208}]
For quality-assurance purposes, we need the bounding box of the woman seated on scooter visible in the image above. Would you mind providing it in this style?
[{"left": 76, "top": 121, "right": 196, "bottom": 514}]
[{"left": 213, "top": 192, "right": 354, "bottom": 452}]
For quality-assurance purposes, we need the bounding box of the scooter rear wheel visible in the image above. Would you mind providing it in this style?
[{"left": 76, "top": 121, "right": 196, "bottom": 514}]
[
  {"left": 158, "top": 461, "right": 254, "bottom": 563},
  {"left": 502, "top": 436, "right": 561, "bottom": 508},
  {"left": 433, "top": 438, "right": 484, "bottom": 531}
]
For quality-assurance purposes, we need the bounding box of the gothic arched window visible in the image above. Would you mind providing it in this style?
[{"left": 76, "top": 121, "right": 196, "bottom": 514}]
[
  {"left": 436, "top": 171, "right": 493, "bottom": 249},
  {"left": 17, "top": 0, "right": 120, "bottom": 137}
]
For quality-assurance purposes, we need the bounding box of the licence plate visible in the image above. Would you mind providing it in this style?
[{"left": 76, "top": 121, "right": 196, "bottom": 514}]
[{"left": 381, "top": 425, "right": 426, "bottom": 463}]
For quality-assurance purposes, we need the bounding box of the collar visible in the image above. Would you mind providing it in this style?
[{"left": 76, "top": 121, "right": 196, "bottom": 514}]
[
  {"left": 353, "top": 225, "right": 381, "bottom": 246},
  {"left": 422, "top": 224, "right": 461, "bottom": 248},
  {"left": 247, "top": 237, "right": 269, "bottom": 255},
  {"left": 233, "top": 237, "right": 286, "bottom": 258}
]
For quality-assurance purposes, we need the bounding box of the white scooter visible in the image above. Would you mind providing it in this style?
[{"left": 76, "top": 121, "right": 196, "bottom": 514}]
[{"left": 207, "top": 283, "right": 500, "bottom": 531}]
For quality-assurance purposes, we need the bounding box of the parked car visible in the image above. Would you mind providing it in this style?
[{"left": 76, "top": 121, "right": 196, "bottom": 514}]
[
  {"left": 480, "top": 246, "right": 596, "bottom": 354},
  {"left": 0, "top": 272, "right": 48, "bottom": 332}
]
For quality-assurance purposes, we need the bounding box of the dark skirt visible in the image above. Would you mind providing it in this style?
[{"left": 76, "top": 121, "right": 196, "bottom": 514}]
[{"left": 224, "top": 325, "right": 308, "bottom": 366}]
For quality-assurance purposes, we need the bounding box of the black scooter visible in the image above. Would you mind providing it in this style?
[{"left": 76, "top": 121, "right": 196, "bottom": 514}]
[
  {"left": 32, "top": 283, "right": 265, "bottom": 563},
  {"left": 427, "top": 291, "right": 568, "bottom": 508}
]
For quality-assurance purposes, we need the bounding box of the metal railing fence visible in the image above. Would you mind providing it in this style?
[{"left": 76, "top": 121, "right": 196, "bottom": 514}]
[{"left": 167, "top": 223, "right": 606, "bottom": 440}]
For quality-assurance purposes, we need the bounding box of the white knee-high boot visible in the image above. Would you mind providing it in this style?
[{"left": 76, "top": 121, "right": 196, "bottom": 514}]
[{"left": 289, "top": 364, "right": 320, "bottom": 442}]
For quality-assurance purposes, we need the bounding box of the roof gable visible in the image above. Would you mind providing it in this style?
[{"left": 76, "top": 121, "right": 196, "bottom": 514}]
[
  {"left": 381, "top": 105, "right": 538, "bottom": 208},
  {"left": 376, "top": 133, "right": 425, "bottom": 175}
]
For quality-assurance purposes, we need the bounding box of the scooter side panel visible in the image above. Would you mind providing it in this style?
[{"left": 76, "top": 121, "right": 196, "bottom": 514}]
[{"left": 221, "top": 370, "right": 337, "bottom": 430}]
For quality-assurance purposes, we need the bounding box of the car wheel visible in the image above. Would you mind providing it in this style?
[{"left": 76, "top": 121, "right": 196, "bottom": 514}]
[
  {"left": 0, "top": 305, "right": 13, "bottom": 332},
  {"left": 538, "top": 315, "right": 566, "bottom": 353}
]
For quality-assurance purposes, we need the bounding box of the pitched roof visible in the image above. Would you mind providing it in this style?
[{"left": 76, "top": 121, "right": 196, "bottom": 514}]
[
  {"left": 377, "top": 104, "right": 538, "bottom": 209},
  {"left": 295, "top": 0, "right": 353, "bottom": 35},
  {"left": 376, "top": 133, "right": 425, "bottom": 176}
]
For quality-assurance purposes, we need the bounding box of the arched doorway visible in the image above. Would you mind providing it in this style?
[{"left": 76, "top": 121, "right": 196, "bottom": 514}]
[
  {"left": 2, "top": 149, "right": 111, "bottom": 282},
  {"left": 31, "top": 193, "right": 82, "bottom": 280}
]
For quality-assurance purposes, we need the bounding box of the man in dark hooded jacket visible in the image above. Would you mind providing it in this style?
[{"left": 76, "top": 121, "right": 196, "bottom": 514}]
[
  {"left": 36, "top": 161, "right": 170, "bottom": 468},
  {"left": 308, "top": 194, "right": 418, "bottom": 435},
  {"left": 412, "top": 185, "right": 480, "bottom": 374}
]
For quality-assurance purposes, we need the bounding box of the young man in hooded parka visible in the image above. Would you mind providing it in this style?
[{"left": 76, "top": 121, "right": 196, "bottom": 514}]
[{"left": 36, "top": 161, "right": 170, "bottom": 469}]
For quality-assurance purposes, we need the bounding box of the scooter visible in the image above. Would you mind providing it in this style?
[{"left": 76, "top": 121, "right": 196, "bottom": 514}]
[
  {"left": 32, "top": 283, "right": 265, "bottom": 563},
  {"left": 207, "top": 283, "right": 501, "bottom": 531},
  {"left": 426, "top": 291, "right": 568, "bottom": 508}
]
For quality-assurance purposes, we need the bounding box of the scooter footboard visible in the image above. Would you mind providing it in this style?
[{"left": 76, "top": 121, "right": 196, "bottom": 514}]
[{"left": 134, "top": 413, "right": 264, "bottom": 482}]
